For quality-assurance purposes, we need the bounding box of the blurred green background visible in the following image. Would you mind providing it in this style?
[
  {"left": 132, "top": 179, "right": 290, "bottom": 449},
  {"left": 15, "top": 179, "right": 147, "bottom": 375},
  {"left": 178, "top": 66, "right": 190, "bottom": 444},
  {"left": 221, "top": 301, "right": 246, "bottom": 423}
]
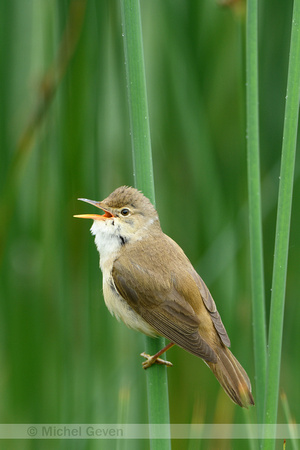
[{"left": 0, "top": 0, "right": 299, "bottom": 449}]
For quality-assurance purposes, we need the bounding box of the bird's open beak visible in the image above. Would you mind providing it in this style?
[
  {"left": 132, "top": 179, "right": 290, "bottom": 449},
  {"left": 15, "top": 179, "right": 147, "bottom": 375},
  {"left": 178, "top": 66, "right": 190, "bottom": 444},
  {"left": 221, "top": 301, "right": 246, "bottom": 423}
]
[{"left": 74, "top": 198, "right": 114, "bottom": 220}]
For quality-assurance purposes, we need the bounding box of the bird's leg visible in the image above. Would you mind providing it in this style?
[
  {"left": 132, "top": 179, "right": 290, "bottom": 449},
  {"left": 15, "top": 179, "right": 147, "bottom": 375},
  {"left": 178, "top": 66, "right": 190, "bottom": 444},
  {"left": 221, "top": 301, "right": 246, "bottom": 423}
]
[{"left": 141, "top": 342, "right": 175, "bottom": 369}]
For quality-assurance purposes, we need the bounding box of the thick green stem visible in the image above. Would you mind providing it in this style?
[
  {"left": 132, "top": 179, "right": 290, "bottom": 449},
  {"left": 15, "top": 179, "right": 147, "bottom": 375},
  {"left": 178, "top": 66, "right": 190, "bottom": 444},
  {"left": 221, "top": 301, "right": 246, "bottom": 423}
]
[
  {"left": 120, "top": 0, "right": 155, "bottom": 202},
  {"left": 246, "top": 0, "right": 267, "bottom": 423},
  {"left": 120, "top": 0, "right": 171, "bottom": 447},
  {"left": 263, "top": 0, "right": 300, "bottom": 447}
]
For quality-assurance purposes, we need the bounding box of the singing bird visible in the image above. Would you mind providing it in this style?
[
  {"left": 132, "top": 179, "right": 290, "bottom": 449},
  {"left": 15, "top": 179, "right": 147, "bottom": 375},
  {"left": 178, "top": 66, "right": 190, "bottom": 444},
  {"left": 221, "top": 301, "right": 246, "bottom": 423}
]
[{"left": 75, "top": 186, "right": 254, "bottom": 407}]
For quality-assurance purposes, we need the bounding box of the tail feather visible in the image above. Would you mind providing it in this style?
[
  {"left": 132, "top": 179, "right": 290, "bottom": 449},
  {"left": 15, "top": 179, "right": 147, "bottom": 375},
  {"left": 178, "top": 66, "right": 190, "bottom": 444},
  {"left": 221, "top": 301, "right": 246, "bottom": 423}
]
[{"left": 207, "top": 346, "right": 255, "bottom": 407}]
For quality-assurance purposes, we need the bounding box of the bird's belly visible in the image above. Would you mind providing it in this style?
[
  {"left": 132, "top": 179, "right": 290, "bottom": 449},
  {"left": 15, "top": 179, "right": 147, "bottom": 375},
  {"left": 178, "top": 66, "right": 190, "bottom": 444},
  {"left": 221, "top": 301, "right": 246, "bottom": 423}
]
[{"left": 103, "top": 276, "right": 158, "bottom": 338}]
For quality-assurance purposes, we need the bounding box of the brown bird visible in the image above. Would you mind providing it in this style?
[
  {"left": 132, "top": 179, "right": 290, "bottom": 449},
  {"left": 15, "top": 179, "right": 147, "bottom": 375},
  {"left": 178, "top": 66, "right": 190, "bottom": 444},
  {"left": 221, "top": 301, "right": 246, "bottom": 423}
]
[{"left": 75, "top": 186, "right": 254, "bottom": 407}]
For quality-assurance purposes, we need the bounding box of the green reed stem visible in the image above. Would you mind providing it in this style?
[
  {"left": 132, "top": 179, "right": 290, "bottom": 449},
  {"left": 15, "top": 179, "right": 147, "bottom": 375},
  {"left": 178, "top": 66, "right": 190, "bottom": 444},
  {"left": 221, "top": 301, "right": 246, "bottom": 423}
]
[
  {"left": 246, "top": 0, "right": 267, "bottom": 423},
  {"left": 263, "top": 0, "right": 300, "bottom": 447},
  {"left": 120, "top": 0, "right": 171, "bottom": 447}
]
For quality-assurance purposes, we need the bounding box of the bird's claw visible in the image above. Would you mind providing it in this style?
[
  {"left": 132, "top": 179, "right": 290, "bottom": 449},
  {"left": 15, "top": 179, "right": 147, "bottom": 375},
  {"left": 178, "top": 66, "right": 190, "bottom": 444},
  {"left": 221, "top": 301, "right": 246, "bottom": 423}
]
[{"left": 140, "top": 352, "right": 173, "bottom": 369}]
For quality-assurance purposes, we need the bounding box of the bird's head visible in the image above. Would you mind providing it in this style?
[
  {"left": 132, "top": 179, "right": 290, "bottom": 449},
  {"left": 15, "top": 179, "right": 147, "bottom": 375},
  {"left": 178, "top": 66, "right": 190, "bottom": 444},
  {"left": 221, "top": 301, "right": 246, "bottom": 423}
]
[{"left": 74, "top": 186, "right": 160, "bottom": 244}]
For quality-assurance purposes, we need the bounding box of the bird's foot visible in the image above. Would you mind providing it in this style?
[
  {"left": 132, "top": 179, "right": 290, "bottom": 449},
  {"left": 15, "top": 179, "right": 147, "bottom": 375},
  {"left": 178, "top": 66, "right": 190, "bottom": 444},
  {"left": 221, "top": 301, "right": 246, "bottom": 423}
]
[{"left": 140, "top": 352, "right": 173, "bottom": 369}]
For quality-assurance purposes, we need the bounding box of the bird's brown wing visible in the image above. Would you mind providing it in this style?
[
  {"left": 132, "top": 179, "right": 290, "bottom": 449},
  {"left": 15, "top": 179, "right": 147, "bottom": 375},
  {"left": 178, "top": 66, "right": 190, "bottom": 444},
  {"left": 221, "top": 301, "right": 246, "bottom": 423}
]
[
  {"left": 112, "top": 246, "right": 218, "bottom": 363},
  {"left": 190, "top": 271, "right": 231, "bottom": 347}
]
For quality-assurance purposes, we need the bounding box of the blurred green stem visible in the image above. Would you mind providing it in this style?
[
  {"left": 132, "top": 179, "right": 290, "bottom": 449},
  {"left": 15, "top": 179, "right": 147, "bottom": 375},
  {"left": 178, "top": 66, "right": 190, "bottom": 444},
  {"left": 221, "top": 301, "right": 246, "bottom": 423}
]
[
  {"left": 120, "top": 0, "right": 171, "bottom": 447},
  {"left": 245, "top": 0, "right": 267, "bottom": 423},
  {"left": 263, "top": 0, "right": 300, "bottom": 447}
]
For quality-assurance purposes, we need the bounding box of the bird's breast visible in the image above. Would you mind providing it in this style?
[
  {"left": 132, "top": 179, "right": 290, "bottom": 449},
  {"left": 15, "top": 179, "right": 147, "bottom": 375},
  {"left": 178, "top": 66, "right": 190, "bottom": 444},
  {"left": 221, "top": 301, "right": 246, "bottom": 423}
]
[{"left": 92, "top": 223, "right": 158, "bottom": 336}]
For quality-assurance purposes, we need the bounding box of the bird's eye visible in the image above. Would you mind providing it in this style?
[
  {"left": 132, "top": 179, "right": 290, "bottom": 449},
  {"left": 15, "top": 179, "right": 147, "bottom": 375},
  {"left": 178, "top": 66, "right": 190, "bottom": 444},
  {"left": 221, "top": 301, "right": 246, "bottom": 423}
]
[{"left": 120, "top": 208, "right": 130, "bottom": 217}]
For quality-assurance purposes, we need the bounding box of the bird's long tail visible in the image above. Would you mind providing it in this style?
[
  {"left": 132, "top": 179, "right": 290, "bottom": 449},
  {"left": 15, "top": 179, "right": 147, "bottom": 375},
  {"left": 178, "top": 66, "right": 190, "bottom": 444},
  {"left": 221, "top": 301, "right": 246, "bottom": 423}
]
[{"left": 207, "top": 346, "right": 255, "bottom": 407}]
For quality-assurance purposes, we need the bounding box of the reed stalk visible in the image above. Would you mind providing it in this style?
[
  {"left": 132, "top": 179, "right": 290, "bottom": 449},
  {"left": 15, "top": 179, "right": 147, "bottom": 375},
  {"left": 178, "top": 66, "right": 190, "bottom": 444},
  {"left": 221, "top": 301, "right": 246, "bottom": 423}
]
[
  {"left": 120, "top": 0, "right": 171, "bottom": 447},
  {"left": 263, "top": 0, "right": 300, "bottom": 447},
  {"left": 246, "top": 0, "right": 267, "bottom": 424}
]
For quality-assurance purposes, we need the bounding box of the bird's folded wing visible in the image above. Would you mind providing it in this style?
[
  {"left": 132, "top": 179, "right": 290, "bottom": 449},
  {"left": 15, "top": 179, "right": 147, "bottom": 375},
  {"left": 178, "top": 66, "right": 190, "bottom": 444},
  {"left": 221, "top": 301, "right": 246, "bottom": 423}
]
[
  {"left": 112, "top": 258, "right": 217, "bottom": 363},
  {"left": 190, "top": 271, "right": 231, "bottom": 347}
]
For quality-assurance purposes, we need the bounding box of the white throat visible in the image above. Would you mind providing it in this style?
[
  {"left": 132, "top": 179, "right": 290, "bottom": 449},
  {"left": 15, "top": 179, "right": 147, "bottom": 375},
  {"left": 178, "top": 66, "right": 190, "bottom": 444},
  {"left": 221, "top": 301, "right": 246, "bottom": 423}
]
[{"left": 90, "top": 219, "right": 123, "bottom": 271}]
